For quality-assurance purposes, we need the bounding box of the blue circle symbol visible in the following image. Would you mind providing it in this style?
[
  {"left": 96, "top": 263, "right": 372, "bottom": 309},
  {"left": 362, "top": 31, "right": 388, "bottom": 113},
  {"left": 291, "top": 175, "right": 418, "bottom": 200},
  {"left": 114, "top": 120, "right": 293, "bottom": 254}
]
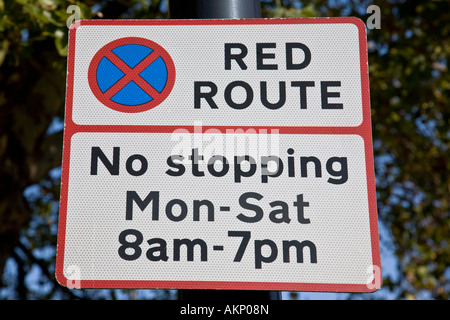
[{"left": 88, "top": 37, "right": 175, "bottom": 113}]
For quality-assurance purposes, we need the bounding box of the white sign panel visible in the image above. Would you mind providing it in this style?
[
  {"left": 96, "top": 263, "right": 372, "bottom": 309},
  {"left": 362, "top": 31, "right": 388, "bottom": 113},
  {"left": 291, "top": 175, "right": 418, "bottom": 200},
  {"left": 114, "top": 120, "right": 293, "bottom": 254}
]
[{"left": 57, "top": 18, "right": 381, "bottom": 292}]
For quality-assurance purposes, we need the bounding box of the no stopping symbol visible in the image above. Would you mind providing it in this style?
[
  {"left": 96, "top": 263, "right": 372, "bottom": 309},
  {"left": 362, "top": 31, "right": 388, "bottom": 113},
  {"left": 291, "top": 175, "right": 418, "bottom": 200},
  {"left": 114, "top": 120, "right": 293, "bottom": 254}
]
[{"left": 88, "top": 37, "right": 175, "bottom": 113}]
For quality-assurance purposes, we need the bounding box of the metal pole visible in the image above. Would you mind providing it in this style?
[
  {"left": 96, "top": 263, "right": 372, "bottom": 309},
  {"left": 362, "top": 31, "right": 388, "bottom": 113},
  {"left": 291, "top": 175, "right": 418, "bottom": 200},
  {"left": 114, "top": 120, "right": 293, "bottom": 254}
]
[
  {"left": 168, "top": 0, "right": 280, "bottom": 302},
  {"left": 169, "top": 0, "right": 261, "bottom": 19}
]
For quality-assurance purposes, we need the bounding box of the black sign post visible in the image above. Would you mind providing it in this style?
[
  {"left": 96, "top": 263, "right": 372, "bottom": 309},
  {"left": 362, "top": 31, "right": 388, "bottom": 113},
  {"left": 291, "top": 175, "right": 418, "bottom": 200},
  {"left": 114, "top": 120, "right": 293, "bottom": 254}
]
[{"left": 169, "top": 0, "right": 280, "bottom": 301}]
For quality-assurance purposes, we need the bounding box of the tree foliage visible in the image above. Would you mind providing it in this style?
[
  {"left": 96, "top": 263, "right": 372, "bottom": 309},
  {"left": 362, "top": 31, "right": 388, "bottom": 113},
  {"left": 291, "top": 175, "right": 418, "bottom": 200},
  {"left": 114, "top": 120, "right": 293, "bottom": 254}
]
[{"left": 0, "top": 0, "right": 448, "bottom": 299}]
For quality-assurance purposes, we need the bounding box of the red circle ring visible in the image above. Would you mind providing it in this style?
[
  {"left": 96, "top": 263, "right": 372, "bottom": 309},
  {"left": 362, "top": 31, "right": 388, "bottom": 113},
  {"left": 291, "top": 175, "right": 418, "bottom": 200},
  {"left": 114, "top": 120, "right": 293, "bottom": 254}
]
[{"left": 88, "top": 37, "right": 175, "bottom": 113}]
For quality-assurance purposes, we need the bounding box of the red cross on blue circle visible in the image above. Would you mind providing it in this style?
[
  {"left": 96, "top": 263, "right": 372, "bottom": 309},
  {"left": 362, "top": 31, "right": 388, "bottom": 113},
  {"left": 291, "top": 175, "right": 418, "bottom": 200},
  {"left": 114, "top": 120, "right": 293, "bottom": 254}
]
[{"left": 88, "top": 37, "right": 175, "bottom": 113}]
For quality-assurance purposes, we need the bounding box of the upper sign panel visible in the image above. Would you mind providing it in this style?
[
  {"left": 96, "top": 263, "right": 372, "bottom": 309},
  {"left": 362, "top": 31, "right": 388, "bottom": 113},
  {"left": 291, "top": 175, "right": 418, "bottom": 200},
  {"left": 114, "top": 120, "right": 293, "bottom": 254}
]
[{"left": 67, "top": 18, "right": 369, "bottom": 127}]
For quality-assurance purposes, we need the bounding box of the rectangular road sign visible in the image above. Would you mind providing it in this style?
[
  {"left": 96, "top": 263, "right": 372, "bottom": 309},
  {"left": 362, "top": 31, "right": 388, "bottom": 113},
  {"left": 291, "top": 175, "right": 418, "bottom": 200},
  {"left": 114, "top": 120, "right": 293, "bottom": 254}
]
[{"left": 56, "top": 18, "right": 381, "bottom": 292}]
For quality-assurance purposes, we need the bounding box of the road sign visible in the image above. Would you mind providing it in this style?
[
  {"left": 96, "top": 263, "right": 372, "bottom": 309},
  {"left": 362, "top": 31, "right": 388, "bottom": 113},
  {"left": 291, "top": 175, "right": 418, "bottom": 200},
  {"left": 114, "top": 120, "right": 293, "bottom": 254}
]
[
  {"left": 88, "top": 37, "right": 175, "bottom": 113},
  {"left": 57, "top": 18, "right": 381, "bottom": 292}
]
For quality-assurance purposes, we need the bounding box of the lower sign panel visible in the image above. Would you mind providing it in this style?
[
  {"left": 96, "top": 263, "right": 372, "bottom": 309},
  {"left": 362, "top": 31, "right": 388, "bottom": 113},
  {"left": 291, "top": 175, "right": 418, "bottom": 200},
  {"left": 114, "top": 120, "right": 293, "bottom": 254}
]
[{"left": 56, "top": 132, "right": 380, "bottom": 292}]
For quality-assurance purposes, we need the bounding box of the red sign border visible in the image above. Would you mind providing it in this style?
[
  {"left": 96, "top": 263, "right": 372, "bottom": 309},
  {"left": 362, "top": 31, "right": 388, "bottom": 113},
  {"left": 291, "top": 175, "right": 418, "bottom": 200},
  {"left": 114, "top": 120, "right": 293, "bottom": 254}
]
[{"left": 57, "top": 17, "right": 381, "bottom": 293}]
